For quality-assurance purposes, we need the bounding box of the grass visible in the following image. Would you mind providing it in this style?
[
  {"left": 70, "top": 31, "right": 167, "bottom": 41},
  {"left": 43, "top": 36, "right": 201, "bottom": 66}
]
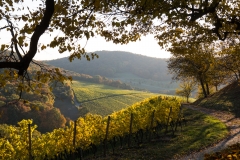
[
  {"left": 82, "top": 108, "right": 228, "bottom": 160},
  {"left": 190, "top": 81, "right": 240, "bottom": 159},
  {"left": 194, "top": 81, "right": 240, "bottom": 117}
]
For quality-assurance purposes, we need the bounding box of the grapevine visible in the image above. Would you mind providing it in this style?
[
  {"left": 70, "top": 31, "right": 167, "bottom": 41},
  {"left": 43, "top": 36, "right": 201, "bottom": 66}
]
[{"left": 0, "top": 96, "right": 182, "bottom": 159}]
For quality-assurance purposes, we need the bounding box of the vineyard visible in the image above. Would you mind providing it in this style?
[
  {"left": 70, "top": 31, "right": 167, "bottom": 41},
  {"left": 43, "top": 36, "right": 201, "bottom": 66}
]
[
  {"left": 72, "top": 81, "right": 159, "bottom": 116},
  {"left": 0, "top": 96, "right": 183, "bottom": 160}
]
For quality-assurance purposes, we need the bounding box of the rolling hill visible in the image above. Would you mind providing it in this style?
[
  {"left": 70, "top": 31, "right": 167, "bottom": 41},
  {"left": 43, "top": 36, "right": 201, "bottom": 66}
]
[{"left": 45, "top": 50, "right": 178, "bottom": 94}]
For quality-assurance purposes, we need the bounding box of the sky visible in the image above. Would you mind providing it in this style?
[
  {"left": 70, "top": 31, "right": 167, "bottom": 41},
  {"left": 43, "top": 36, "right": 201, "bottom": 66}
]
[
  {"left": 0, "top": 1, "right": 172, "bottom": 61},
  {"left": 33, "top": 34, "right": 171, "bottom": 60},
  {"left": 0, "top": 28, "right": 171, "bottom": 60}
]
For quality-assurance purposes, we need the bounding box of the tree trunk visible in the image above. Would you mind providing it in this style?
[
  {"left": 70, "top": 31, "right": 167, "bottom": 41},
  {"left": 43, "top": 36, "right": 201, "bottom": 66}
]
[
  {"left": 206, "top": 82, "right": 210, "bottom": 95},
  {"left": 199, "top": 77, "right": 207, "bottom": 98}
]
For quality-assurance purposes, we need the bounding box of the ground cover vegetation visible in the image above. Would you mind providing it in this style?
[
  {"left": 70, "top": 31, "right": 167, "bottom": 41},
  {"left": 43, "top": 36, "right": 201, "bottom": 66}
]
[
  {"left": 194, "top": 80, "right": 240, "bottom": 116},
  {"left": 190, "top": 80, "right": 240, "bottom": 159}
]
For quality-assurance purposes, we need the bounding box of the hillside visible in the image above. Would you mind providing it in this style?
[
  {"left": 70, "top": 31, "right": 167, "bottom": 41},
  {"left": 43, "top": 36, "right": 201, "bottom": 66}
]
[
  {"left": 45, "top": 51, "right": 178, "bottom": 94},
  {"left": 0, "top": 76, "right": 160, "bottom": 133},
  {"left": 72, "top": 81, "right": 158, "bottom": 117},
  {"left": 194, "top": 81, "right": 240, "bottom": 116},
  {"left": 0, "top": 51, "right": 178, "bottom": 133},
  {"left": 0, "top": 81, "right": 67, "bottom": 133}
]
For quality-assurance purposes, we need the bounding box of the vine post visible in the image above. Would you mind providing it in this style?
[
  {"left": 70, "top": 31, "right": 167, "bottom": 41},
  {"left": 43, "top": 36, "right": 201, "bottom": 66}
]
[
  {"left": 128, "top": 113, "right": 133, "bottom": 147},
  {"left": 149, "top": 110, "right": 155, "bottom": 141},
  {"left": 73, "top": 120, "right": 77, "bottom": 148},
  {"left": 104, "top": 116, "right": 111, "bottom": 157},
  {"left": 174, "top": 106, "right": 183, "bottom": 134},
  {"left": 28, "top": 124, "right": 32, "bottom": 160},
  {"left": 73, "top": 120, "right": 77, "bottom": 159},
  {"left": 165, "top": 107, "right": 172, "bottom": 134}
]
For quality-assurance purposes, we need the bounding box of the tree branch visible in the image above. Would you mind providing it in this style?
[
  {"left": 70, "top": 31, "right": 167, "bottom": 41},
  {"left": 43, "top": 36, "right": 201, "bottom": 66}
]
[
  {"left": 7, "top": 19, "right": 23, "bottom": 61},
  {"left": 189, "top": 0, "right": 220, "bottom": 21},
  {"left": 0, "top": 62, "right": 21, "bottom": 70},
  {"left": 18, "top": 0, "right": 54, "bottom": 76},
  {"left": 0, "top": 25, "right": 9, "bottom": 30}
]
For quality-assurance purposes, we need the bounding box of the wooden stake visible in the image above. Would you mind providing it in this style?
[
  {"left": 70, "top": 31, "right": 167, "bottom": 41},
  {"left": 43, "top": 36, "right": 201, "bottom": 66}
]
[
  {"left": 128, "top": 113, "right": 133, "bottom": 147},
  {"left": 149, "top": 110, "right": 155, "bottom": 141},
  {"left": 73, "top": 120, "right": 77, "bottom": 148},
  {"left": 104, "top": 116, "right": 111, "bottom": 157},
  {"left": 28, "top": 124, "right": 32, "bottom": 160},
  {"left": 165, "top": 107, "right": 172, "bottom": 134}
]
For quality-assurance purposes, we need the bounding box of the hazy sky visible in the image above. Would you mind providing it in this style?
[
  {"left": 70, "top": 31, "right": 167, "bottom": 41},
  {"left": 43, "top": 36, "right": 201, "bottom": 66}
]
[
  {"left": 0, "top": 29, "right": 171, "bottom": 60},
  {"left": 33, "top": 34, "right": 171, "bottom": 60}
]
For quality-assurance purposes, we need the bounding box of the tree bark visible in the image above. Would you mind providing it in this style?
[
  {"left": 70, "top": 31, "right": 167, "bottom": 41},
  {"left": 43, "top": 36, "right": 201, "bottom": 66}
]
[
  {"left": 199, "top": 77, "right": 207, "bottom": 98},
  {"left": 206, "top": 82, "right": 210, "bottom": 95}
]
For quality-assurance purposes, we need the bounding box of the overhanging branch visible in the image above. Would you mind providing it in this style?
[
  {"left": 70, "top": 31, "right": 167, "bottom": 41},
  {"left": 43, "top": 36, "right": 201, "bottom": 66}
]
[
  {"left": 18, "top": 0, "right": 55, "bottom": 75},
  {"left": 0, "top": 62, "right": 21, "bottom": 70}
]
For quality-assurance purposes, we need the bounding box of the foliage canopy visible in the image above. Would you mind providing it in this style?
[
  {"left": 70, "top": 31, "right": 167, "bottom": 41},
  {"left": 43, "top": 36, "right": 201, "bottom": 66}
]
[{"left": 0, "top": 0, "right": 240, "bottom": 93}]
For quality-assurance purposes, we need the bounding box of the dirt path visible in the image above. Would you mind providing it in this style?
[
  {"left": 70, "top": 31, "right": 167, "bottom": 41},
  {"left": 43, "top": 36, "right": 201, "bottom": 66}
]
[{"left": 176, "top": 104, "right": 240, "bottom": 160}]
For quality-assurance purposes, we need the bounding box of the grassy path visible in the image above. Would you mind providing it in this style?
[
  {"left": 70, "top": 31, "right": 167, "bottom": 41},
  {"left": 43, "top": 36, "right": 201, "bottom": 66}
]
[{"left": 177, "top": 104, "right": 240, "bottom": 160}]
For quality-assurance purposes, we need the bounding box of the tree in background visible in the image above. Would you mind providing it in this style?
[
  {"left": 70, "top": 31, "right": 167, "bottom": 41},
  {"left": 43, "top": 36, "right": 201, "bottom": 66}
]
[
  {"left": 176, "top": 79, "right": 196, "bottom": 103},
  {"left": 207, "top": 58, "right": 231, "bottom": 91},
  {"left": 168, "top": 42, "right": 215, "bottom": 98},
  {"left": 217, "top": 42, "right": 240, "bottom": 81}
]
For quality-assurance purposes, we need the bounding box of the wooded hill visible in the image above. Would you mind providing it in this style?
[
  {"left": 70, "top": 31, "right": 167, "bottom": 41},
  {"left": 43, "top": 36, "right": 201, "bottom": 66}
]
[{"left": 45, "top": 51, "right": 177, "bottom": 94}]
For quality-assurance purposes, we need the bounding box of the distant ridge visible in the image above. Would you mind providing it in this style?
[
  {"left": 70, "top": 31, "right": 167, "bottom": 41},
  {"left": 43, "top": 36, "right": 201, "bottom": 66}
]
[
  {"left": 44, "top": 51, "right": 178, "bottom": 94},
  {"left": 44, "top": 51, "right": 170, "bottom": 80}
]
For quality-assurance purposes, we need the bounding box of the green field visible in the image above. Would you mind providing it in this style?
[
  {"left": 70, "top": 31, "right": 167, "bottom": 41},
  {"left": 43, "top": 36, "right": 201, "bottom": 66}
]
[{"left": 72, "top": 81, "right": 159, "bottom": 116}]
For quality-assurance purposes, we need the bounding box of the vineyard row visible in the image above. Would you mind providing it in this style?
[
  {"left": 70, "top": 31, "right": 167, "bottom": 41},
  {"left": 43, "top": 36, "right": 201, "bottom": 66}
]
[{"left": 0, "top": 96, "right": 183, "bottom": 160}]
